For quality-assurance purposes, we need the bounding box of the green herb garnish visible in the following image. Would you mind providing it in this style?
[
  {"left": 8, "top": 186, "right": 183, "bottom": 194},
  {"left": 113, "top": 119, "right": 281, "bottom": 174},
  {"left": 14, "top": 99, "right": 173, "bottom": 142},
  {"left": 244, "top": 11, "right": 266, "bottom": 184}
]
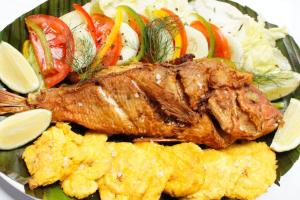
[
  {"left": 79, "top": 64, "right": 102, "bottom": 81},
  {"left": 252, "top": 69, "right": 294, "bottom": 87},
  {"left": 144, "top": 17, "right": 179, "bottom": 63},
  {"left": 69, "top": 24, "right": 102, "bottom": 80},
  {"left": 71, "top": 32, "right": 95, "bottom": 73}
]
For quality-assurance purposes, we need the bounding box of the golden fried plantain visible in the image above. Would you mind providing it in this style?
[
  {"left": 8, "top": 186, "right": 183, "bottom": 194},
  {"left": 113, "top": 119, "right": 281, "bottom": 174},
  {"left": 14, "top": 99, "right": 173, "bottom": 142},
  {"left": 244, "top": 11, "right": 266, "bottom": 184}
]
[
  {"left": 23, "top": 124, "right": 277, "bottom": 200},
  {"left": 61, "top": 133, "right": 112, "bottom": 199},
  {"left": 185, "top": 142, "right": 277, "bottom": 200},
  {"left": 163, "top": 143, "right": 205, "bottom": 197},
  {"left": 22, "top": 123, "right": 83, "bottom": 189},
  {"left": 98, "top": 142, "right": 171, "bottom": 200},
  {"left": 222, "top": 142, "right": 277, "bottom": 200}
]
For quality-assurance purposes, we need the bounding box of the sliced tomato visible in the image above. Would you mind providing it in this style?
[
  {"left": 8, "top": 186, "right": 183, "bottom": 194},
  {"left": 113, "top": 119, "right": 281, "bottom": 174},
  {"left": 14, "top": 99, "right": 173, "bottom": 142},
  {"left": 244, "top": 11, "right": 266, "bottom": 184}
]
[
  {"left": 160, "top": 8, "right": 188, "bottom": 56},
  {"left": 92, "top": 14, "right": 122, "bottom": 66},
  {"left": 191, "top": 20, "right": 231, "bottom": 59},
  {"left": 26, "top": 14, "right": 75, "bottom": 87},
  {"left": 102, "top": 33, "right": 122, "bottom": 66},
  {"left": 211, "top": 24, "right": 231, "bottom": 59},
  {"left": 73, "top": 4, "right": 122, "bottom": 66},
  {"left": 92, "top": 14, "right": 114, "bottom": 49},
  {"left": 27, "top": 24, "right": 54, "bottom": 75},
  {"left": 44, "top": 60, "right": 72, "bottom": 88}
]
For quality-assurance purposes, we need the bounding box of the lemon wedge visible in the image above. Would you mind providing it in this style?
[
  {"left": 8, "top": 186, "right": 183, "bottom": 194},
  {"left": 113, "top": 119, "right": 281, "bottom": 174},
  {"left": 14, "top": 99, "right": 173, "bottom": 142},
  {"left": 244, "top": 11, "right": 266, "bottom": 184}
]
[
  {"left": 0, "top": 109, "right": 51, "bottom": 150},
  {"left": 258, "top": 71, "right": 300, "bottom": 101},
  {"left": 0, "top": 41, "right": 39, "bottom": 94},
  {"left": 271, "top": 98, "right": 300, "bottom": 152}
]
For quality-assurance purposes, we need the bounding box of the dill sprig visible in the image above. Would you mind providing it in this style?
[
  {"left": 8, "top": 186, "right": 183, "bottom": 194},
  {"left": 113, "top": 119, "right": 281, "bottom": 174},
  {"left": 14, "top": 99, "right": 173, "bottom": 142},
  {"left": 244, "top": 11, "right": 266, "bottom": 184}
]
[
  {"left": 72, "top": 37, "right": 95, "bottom": 73},
  {"left": 71, "top": 26, "right": 96, "bottom": 73},
  {"left": 67, "top": 24, "right": 103, "bottom": 81},
  {"left": 144, "top": 17, "right": 179, "bottom": 63},
  {"left": 79, "top": 64, "right": 103, "bottom": 81},
  {"left": 252, "top": 69, "right": 294, "bottom": 88}
]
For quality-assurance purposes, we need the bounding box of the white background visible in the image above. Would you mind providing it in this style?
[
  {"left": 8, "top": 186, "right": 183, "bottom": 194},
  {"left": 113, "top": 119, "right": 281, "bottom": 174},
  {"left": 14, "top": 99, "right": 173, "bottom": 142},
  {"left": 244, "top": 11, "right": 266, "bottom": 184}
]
[{"left": 0, "top": 0, "right": 299, "bottom": 199}]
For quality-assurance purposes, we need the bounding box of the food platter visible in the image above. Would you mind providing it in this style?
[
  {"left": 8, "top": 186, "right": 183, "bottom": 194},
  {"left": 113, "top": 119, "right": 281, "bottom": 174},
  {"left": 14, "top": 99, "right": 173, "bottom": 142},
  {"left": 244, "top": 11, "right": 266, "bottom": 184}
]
[{"left": 0, "top": 0, "right": 299, "bottom": 199}]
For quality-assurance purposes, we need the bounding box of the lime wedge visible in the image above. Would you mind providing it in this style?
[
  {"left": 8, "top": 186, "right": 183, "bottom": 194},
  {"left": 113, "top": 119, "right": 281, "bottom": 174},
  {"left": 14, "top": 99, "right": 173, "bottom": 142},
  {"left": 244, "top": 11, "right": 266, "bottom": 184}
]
[
  {"left": 271, "top": 98, "right": 300, "bottom": 152},
  {"left": 0, "top": 109, "right": 51, "bottom": 150},
  {"left": 258, "top": 71, "right": 300, "bottom": 101},
  {"left": 0, "top": 41, "right": 39, "bottom": 94}
]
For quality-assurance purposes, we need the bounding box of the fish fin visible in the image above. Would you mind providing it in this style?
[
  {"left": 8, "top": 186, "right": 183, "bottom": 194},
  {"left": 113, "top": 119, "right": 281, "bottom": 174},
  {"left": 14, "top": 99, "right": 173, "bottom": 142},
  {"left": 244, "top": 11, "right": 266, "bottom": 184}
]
[{"left": 0, "top": 89, "right": 30, "bottom": 115}]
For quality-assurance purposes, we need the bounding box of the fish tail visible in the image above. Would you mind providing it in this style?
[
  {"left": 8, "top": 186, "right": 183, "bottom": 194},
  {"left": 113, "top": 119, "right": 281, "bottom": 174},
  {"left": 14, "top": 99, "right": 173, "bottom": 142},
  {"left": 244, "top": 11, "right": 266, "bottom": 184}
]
[{"left": 0, "top": 89, "right": 31, "bottom": 115}]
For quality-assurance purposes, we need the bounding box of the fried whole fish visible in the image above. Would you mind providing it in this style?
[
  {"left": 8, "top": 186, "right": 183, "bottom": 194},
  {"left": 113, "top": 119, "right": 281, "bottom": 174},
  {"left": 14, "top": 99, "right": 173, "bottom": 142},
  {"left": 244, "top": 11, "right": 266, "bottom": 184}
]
[{"left": 0, "top": 59, "right": 283, "bottom": 148}]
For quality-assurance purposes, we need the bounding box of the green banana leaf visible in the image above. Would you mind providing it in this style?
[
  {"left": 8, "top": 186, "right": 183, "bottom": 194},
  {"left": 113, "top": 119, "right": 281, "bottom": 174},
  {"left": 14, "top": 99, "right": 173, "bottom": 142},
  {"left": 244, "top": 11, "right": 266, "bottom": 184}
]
[{"left": 0, "top": 0, "right": 299, "bottom": 199}]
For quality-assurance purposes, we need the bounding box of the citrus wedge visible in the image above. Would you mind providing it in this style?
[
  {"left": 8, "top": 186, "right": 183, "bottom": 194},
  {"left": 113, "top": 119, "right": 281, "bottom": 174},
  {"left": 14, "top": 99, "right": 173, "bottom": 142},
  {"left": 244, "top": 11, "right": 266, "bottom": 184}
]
[
  {"left": 271, "top": 98, "right": 300, "bottom": 152},
  {"left": 0, "top": 109, "right": 51, "bottom": 150},
  {"left": 0, "top": 41, "right": 39, "bottom": 94},
  {"left": 258, "top": 71, "right": 300, "bottom": 101}
]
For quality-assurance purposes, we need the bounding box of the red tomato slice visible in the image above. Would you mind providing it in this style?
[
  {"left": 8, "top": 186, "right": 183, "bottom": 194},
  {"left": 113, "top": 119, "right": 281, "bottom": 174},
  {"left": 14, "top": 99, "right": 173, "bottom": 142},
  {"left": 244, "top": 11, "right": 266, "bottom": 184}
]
[
  {"left": 26, "top": 14, "right": 75, "bottom": 87},
  {"left": 45, "top": 60, "right": 72, "bottom": 88},
  {"left": 191, "top": 20, "right": 231, "bottom": 59},
  {"left": 92, "top": 14, "right": 114, "bottom": 49},
  {"left": 102, "top": 33, "right": 122, "bottom": 66},
  {"left": 211, "top": 24, "right": 231, "bottom": 59},
  {"left": 92, "top": 14, "right": 122, "bottom": 66}
]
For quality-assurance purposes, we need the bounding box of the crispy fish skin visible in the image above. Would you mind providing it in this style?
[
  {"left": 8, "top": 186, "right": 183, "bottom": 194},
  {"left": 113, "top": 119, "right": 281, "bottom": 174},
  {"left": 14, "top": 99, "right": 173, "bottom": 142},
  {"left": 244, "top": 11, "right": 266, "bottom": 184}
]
[
  {"left": 16, "top": 59, "right": 280, "bottom": 149},
  {"left": 208, "top": 86, "right": 282, "bottom": 140},
  {"left": 23, "top": 124, "right": 277, "bottom": 200}
]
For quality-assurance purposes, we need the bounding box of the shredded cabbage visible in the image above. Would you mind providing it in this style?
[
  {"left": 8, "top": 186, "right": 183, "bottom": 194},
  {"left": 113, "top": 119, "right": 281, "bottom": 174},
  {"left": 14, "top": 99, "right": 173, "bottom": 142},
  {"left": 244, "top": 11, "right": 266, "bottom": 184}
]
[
  {"left": 191, "top": 0, "right": 291, "bottom": 73},
  {"left": 235, "top": 16, "right": 291, "bottom": 73}
]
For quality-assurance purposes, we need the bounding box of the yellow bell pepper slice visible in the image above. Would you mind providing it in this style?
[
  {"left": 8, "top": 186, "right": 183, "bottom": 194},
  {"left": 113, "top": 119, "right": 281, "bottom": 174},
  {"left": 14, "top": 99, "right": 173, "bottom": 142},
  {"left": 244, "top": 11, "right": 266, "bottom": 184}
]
[
  {"left": 22, "top": 40, "right": 31, "bottom": 58},
  {"left": 91, "top": 7, "right": 123, "bottom": 68}
]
